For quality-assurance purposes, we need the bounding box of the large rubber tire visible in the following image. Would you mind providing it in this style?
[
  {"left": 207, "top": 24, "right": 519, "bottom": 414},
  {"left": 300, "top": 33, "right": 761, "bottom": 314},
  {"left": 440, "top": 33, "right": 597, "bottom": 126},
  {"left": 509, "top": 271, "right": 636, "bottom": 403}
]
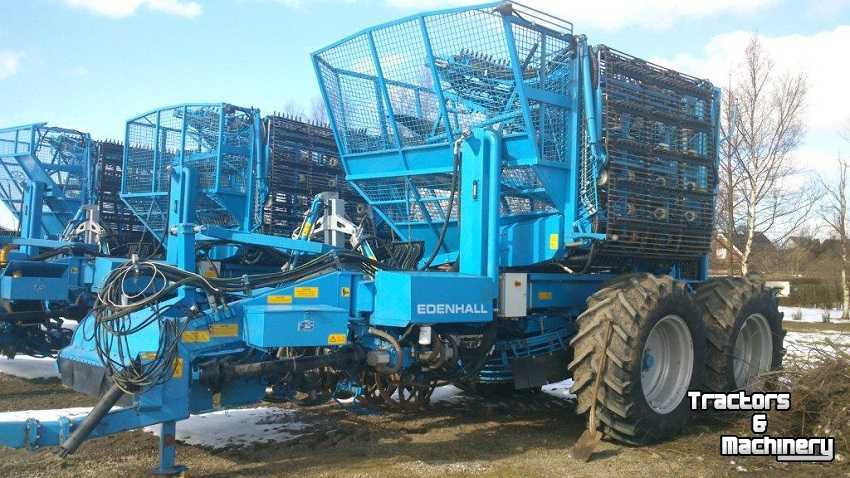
[
  {"left": 695, "top": 277, "right": 785, "bottom": 392},
  {"left": 569, "top": 274, "right": 706, "bottom": 445}
]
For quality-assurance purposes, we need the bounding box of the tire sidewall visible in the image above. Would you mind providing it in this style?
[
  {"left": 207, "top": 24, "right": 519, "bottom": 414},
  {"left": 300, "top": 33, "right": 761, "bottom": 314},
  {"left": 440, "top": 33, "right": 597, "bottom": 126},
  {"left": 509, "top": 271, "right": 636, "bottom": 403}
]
[
  {"left": 724, "top": 291, "right": 784, "bottom": 390},
  {"left": 628, "top": 289, "right": 706, "bottom": 442}
]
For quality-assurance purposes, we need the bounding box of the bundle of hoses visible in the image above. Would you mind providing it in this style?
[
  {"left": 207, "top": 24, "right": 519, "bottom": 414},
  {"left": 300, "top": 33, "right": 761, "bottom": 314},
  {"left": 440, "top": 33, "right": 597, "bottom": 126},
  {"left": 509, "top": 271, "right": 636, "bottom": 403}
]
[{"left": 91, "top": 249, "right": 381, "bottom": 393}]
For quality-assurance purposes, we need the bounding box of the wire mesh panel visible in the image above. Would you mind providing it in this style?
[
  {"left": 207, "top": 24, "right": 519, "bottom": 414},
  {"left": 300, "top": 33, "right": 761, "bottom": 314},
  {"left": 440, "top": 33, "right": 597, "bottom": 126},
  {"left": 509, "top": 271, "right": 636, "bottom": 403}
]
[
  {"left": 122, "top": 104, "right": 260, "bottom": 240},
  {"left": 94, "top": 140, "right": 155, "bottom": 254},
  {"left": 0, "top": 124, "right": 92, "bottom": 236},
  {"left": 314, "top": 1, "right": 576, "bottom": 245},
  {"left": 594, "top": 47, "right": 718, "bottom": 259}
]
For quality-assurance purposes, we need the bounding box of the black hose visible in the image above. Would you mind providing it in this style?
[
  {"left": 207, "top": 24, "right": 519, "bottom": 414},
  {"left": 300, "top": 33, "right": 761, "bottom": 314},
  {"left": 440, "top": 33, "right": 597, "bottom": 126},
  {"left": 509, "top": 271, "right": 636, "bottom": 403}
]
[
  {"left": 57, "top": 384, "right": 124, "bottom": 458},
  {"left": 420, "top": 137, "right": 463, "bottom": 270}
]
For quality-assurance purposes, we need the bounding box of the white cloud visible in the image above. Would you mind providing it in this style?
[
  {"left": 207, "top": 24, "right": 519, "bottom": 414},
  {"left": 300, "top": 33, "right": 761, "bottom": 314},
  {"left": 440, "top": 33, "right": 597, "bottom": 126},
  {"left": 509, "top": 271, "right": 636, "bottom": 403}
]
[
  {"left": 383, "top": 0, "right": 778, "bottom": 31},
  {"left": 269, "top": 0, "right": 357, "bottom": 8},
  {"left": 653, "top": 26, "right": 850, "bottom": 137},
  {"left": 63, "top": 0, "right": 202, "bottom": 18},
  {"left": 0, "top": 51, "right": 22, "bottom": 80}
]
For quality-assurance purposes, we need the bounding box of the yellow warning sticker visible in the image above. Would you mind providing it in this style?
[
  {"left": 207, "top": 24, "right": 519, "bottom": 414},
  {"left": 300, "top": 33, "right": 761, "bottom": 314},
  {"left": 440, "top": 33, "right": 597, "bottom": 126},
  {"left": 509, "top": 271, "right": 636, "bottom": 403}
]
[
  {"left": 294, "top": 287, "right": 319, "bottom": 299},
  {"left": 182, "top": 330, "right": 210, "bottom": 343},
  {"left": 549, "top": 233, "right": 559, "bottom": 250},
  {"left": 341, "top": 287, "right": 351, "bottom": 297},
  {"left": 538, "top": 291, "right": 553, "bottom": 301},
  {"left": 328, "top": 333, "right": 347, "bottom": 345},
  {"left": 210, "top": 323, "right": 239, "bottom": 338},
  {"left": 203, "top": 269, "right": 218, "bottom": 278},
  {"left": 172, "top": 357, "right": 184, "bottom": 379},
  {"left": 267, "top": 295, "right": 293, "bottom": 304},
  {"left": 139, "top": 352, "right": 157, "bottom": 361}
]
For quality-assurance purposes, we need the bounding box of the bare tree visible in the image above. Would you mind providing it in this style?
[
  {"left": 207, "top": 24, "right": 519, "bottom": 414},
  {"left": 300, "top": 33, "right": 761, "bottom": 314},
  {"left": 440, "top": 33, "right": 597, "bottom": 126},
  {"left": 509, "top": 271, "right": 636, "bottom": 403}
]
[
  {"left": 717, "top": 76, "right": 743, "bottom": 276},
  {"left": 308, "top": 97, "right": 328, "bottom": 125},
  {"left": 281, "top": 99, "right": 304, "bottom": 118},
  {"left": 819, "top": 155, "right": 850, "bottom": 319},
  {"left": 731, "top": 36, "right": 811, "bottom": 275}
]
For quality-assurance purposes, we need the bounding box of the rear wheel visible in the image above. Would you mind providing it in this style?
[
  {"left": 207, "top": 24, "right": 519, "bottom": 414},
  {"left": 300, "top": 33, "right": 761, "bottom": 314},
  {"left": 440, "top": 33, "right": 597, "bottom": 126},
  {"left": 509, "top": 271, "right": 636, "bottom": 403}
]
[
  {"left": 695, "top": 277, "right": 784, "bottom": 392},
  {"left": 569, "top": 274, "right": 705, "bottom": 444}
]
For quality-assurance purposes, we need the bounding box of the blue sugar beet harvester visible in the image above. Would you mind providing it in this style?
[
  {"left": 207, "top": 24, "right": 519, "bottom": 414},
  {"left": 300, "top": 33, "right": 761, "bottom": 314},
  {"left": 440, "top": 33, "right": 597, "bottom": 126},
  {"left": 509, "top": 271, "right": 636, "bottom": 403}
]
[
  {"left": 0, "top": 114, "right": 364, "bottom": 360},
  {"left": 0, "top": 2, "right": 785, "bottom": 474},
  {"left": 0, "top": 124, "right": 106, "bottom": 358}
]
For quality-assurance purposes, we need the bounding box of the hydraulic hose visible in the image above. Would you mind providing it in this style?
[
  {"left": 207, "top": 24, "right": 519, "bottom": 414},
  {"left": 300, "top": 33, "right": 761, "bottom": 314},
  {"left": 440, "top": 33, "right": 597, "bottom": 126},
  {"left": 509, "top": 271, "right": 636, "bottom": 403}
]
[
  {"left": 420, "top": 133, "right": 466, "bottom": 270},
  {"left": 57, "top": 384, "right": 124, "bottom": 458},
  {"left": 368, "top": 327, "right": 403, "bottom": 374}
]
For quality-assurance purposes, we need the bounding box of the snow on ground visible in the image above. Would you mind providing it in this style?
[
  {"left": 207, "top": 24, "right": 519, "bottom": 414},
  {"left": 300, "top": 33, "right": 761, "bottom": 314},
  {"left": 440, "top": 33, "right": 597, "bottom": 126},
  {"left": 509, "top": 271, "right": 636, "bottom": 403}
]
[
  {"left": 429, "top": 384, "right": 464, "bottom": 404},
  {"left": 780, "top": 306, "right": 850, "bottom": 323},
  {"left": 0, "top": 355, "right": 58, "bottom": 379},
  {"left": 784, "top": 330, "right": 850, "bottom": 362},
  {"left": 144, "top": 408, "right": 310, "bottom": 449},
  {"left": 0, "top": 407, "right": 92, "bottom": 422},
  {"left": 542, "top": 378, "right": 575, "bottom": 399}
]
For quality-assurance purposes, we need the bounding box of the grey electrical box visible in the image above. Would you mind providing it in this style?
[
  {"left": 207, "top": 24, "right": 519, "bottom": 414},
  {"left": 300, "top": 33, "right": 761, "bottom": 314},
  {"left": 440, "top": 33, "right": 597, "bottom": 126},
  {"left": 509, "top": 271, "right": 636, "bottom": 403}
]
[{"left": 499, "top": 273, "right": 528, "bottom": 317}]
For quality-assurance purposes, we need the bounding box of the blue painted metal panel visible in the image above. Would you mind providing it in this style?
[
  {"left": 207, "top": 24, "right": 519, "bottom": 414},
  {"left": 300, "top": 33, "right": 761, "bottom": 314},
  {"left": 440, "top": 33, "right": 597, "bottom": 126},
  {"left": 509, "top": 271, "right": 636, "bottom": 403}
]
[
  {"left": 372, "top": 271, "right": 494, "bottom": 326},
  {"left": 245, "top": 305, "right": 350, "bottom": 348}
]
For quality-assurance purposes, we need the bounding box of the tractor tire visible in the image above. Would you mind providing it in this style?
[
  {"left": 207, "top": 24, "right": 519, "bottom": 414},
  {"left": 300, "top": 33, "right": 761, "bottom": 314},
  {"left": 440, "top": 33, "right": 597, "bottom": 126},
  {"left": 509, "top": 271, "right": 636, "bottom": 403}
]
[
  {"left": 569, "top": 274, "right": 705, "bottom": 445},
  {"left": 694, "top": 277, "right": 785, "bottom": 392}
]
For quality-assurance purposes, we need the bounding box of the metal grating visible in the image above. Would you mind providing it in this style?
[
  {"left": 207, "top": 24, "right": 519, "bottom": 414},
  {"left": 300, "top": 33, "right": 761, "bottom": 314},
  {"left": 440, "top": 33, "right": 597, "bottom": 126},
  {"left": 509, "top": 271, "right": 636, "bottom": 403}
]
[
  {"left": 314, "top": 1, "right": 576, "bottom": 240},
  {"left": 595, "top": 47, "right": 718, "bottom": 259},
  {"left": 123, "top": 104, "right": 259, "bottom": 240},
  {"left": 0, "top": 124, "right": 91, "bottom": 238}
]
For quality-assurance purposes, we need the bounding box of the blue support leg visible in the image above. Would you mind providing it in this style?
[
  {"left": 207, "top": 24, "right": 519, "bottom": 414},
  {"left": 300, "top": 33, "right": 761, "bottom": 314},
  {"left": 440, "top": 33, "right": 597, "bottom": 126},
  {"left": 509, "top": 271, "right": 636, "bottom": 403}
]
[{"left": 152, "top": 420, "right": 186, "bottom": 476}]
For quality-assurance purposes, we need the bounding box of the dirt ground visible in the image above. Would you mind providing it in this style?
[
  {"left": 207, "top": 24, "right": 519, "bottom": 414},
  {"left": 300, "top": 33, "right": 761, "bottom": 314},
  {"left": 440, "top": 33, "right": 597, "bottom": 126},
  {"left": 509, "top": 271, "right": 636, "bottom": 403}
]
[{"left": 0, "top": 372, "right": 847, "bottom": 478}]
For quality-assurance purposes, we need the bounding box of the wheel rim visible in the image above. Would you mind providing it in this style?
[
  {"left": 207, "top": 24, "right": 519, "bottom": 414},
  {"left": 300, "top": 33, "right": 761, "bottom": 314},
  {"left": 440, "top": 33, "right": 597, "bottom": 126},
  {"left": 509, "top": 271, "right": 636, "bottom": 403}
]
[
  {"left": 641, "top": 315, "right": 694, "bottom": 415},
  {"left": 732, "top": 313, "right": 773, "bottom": 388}
]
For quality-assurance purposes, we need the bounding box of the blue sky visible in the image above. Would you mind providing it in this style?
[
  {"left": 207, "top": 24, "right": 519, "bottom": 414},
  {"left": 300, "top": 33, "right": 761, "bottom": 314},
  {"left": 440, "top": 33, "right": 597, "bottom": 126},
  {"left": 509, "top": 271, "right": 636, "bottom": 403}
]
[{"left": 1, "top": 0, "right": 849, "bottom": 163}]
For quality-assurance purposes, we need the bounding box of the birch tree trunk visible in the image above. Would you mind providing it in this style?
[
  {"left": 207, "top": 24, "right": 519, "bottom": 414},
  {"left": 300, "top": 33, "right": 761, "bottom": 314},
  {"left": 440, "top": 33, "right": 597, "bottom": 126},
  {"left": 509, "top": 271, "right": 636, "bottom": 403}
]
[{"left": 731, "top": 36, "right": 810, "bottom": 276}]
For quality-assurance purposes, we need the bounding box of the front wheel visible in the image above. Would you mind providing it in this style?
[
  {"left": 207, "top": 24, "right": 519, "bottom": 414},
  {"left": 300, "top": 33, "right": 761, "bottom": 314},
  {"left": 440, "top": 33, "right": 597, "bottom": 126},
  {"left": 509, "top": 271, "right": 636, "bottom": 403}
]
[{"left": 569, "top": 274, "right": 706, "bottom": 444}]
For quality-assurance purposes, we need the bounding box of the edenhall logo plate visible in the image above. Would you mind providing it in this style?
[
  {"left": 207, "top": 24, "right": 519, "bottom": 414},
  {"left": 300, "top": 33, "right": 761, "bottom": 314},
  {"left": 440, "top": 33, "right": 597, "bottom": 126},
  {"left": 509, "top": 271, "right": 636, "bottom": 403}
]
[{"left": 415, "top": 303, "right": 489, "bottom": 315}]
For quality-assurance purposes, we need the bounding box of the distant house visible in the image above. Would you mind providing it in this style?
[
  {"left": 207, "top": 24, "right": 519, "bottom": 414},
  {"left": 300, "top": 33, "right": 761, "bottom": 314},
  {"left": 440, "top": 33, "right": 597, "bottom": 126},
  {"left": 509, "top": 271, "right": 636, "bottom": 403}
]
[{"left": 710, "top": 232, "right": 743, "bottom": 276}]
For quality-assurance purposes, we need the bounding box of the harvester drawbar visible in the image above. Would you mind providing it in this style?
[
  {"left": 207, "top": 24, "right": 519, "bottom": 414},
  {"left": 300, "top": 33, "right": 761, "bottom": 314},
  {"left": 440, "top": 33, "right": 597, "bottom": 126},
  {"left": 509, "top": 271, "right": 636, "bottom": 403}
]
[{"left": 0, "top": 2, "right": 785, "bottom": 474}]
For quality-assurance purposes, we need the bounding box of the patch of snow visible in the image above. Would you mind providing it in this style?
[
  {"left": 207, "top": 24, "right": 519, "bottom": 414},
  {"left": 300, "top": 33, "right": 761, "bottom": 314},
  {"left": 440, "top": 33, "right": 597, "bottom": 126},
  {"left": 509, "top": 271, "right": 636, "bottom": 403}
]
[
  {"left": 542, "top": 378, "right": 575, "bottom": 400},
  {"left": 144, "top": 407, "right": 310, "bottom": 449},
  {"left": 779, "top": 306, "right": 850, "bottom": 323},
  {"left": 0, "top": 407, "right": 93, "bottom": 422},
  {"left": 784, "top": 330, "right": 850, "bottom": 362},
  {"left": 0, "top": 355, "right": 59, "bottom": 379},
  {"left": 428, "top": 385, "right": 463, "bottom": 404}
]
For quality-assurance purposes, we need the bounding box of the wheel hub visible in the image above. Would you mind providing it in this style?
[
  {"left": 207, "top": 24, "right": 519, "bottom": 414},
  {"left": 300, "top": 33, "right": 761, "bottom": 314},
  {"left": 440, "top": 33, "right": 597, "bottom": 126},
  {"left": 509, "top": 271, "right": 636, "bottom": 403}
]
[
  {"left": 732, "top": 313, "right": 773, "bottom": 388},
  {"left": 640, "top": 315, "right": 694, "bottom": 415}
]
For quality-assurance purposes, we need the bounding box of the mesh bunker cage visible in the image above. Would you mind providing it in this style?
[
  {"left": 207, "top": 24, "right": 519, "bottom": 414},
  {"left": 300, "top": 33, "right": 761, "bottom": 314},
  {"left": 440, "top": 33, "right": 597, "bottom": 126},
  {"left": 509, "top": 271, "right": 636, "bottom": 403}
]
[
  {"left": 122, "top": 103, "right": 263, "bottom": 241},
  {"left": 0, "top": 123, "right": 93, "bottom": 238},
  {"left": 313, "top": 1, "right": 578, "bottom": 262}
]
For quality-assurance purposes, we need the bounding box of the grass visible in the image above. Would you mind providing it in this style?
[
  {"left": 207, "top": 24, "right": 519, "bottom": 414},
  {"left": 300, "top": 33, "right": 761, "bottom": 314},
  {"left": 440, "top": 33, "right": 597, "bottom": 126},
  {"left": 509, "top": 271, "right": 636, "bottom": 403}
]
[{"left": 782, "top": 321, "right": 850, "bottom": 333}]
